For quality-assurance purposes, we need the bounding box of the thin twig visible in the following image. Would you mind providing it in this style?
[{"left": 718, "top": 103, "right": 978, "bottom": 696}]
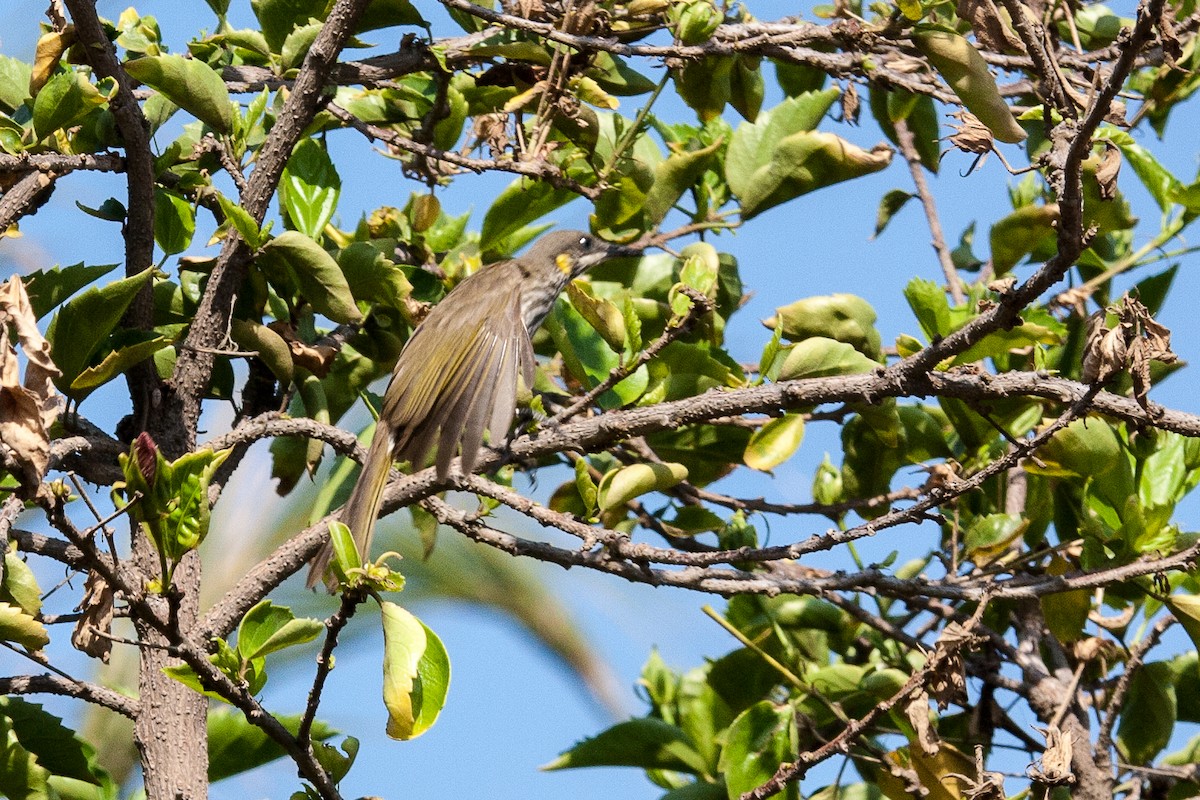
[
  {"left": 894, "top": 118, "right": 964, "bottom": 305},
  {"left": 325, "top": 102, "right": 601, "bottom": 199}
]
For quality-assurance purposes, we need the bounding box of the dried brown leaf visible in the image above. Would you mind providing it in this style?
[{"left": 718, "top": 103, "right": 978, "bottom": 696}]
[
  {"left": 267, "top": 322, "right": 338, "bottom": 379},
  {"left": 956, "top": 0, "right": 1024, "bottom": 52},
  {"left": 1130, "top": 338, "right": 1152, "bottom": 409},
  {"left": 71, "top": 570, "right": 114, "bottom": 663},
  {"left": 1081, "top": 310, "right": 1127, "bottom": 384},
  {"left": 948, "top": 112, "right": 994, "bottom": 155},
  {"left": 30, "top": 26, "right": 76, "bottom": 96},
  {"left": 1095, "top": 142, "right": 1121, "bottom": 201},
  {"left": 473, "top": 113, "right": 511, "bottom": 158},
  {"left": 1027, "top": 725, "right": 1075, "bottom": 785},
  {"left": 906, "top": 690, "right": 941, "bottom": 755},
  {"left": 0, "top": 277, "right": 61, "bottom": 495},
  {"left": 842, "top": 83, "right": 860, "bottom": 125}
]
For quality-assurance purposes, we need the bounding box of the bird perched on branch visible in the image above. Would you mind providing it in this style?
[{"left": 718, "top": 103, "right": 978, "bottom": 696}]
[{"left": 308, "top": 229, "right": 627, "bottom": 589}]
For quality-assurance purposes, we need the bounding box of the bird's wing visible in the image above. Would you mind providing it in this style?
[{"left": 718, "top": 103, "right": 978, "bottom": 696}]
[{"left": 385, "top": 266, "right": 529, "bottom": 478}]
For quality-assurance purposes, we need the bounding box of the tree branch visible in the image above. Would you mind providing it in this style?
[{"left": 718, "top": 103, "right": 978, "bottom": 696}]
[{"left": 0, "top": 674, "right": 138, "bottom": 718}]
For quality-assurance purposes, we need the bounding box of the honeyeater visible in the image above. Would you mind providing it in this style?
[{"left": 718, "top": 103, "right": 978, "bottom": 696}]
[{"left": 308, "top": 230, "right": 627, "bottom": 589}]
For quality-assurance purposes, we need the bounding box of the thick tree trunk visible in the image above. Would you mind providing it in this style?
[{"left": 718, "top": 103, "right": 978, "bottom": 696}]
[{"left": 134, "top": 552, "right": 207, "bottom": 800}]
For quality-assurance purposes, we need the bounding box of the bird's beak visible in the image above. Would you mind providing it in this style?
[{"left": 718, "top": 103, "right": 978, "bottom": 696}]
[{"left": 606, "top": 243, "right": 643, "bottom": 259}]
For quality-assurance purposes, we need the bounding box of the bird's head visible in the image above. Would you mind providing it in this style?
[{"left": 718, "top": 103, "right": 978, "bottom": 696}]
[{"left": 526, "top": 229, "right": 630, "bottom": 281}]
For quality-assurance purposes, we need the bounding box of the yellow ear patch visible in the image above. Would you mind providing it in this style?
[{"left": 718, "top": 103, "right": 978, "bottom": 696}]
[{"left": 555, "top": 253, "right": 573, "bottom": 275}]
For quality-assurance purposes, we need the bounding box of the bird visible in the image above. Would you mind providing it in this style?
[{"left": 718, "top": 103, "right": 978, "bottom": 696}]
[{"left": 307, "top": 229, "right": 626, "bottom": 589}]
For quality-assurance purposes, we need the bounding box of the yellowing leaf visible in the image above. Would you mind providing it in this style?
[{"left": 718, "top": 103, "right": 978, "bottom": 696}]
[
  {"left": 912, "top": 29, "right": 1027, "bottom": 144},
  {"left": 744, "top": 414, "right": 806, "bottom": 471},
  {"left": 381, "top": 602, "right": 451, "bottom": 741},
  {"left": 0, "top": 601, "right": 49, "bottom": 652},
  {"left": 598, "top": 462, "right": 689, "bottom": 511},
  {"left": 775, "top": 337, "right": 878, "bottom": 380},
  {"left": 1167, "top": 594, "right": 1200, "bottom": 653}
]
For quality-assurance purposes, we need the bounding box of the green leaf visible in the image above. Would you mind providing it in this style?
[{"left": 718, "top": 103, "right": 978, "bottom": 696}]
[
  {"left": 357, "top": 0, "right": 426, "bottom": 31},
  {"left": 597, "top": 462, "right": 689, "bottom": 511},
  {"left": 237, "top": 600, "right": 323, "bottom": 661},
  {"left": 1116, "top": 662, "right": 1176, "bottom": 764},
  {"left": 22, "top": 263, "right": 119, "bottom": 320},
  {"left": 729, "top": 56, "right": 765, "bottom": 122},
  {"left": 725, "top": 90, "right": 837, "bottom": 194},
  {"left": 229, "top": 319, "right": 293, "bottom": 384},
  {"left": 380, "top": 602, "right": 451, "bottom": 741},
  {"left": 963, "top": 513, "right": 1028, "bottom": 564},
  {"left": 280, "top": 21, "right": 323, "bottom": 71},
  {"left": 124, "top": 55, "right": 232, "bottom": 132},
  {"left": 989, "top": 204, "right": 1060, "bottom": 275},
  {"left": 327, "top": 520, "right": 362, "bottom": 581},
  {"left": 251, "top": 0, "right": 327, "bottom": 51},
  {"left": 544, "top": 718, "right": 709, "bottom": 774},
  {"left": 912, "top": 29, "right": 1027, "bottom": 144},
  {"left": 0, "top": 711, "right": 53, "bottom": 800},
  {"left": 208, "top": 708, "right": 337, "bottom": 783},
  {"left": 869, "top": 86, "right": 940, "bottom": 173},
  {"left": 567, "top": 281, "right": 627, "bottom": 353},
  {"left": 677, "top": 665, "right": 733, "bottom": 772},
  {"left": 153, "top": 189, "right": 196, "bottom": 256},
  {"left": 75, "top": 198, "right": 127, "bottom": 223},
  {"left": 0, "top": 602, "right": 49, "bottom": 651},
  {"left": 1167, "top": 595, "right": 1200, "bottom": 654},
  {"left": 32, "top": 70, "right": 106, "bottom": 140},
  {"left": 70, "top": 333, "right": 174, "bottom": 392},
  {"left": 765, "top": 293, "right": 881, "bottom": 359},
  {"left": 588, "top": 52, "right": 657, "bottom": 96},
  {"left": 773, "top": 337, "right": 878, "bottom": 380},
  {"left": 338, "top": 243, "right": 415, "bottom": 310},
  {"left": 0, "top": 697, "right": 109, "bottom": 791},
  {"left": 643, "top": 139, "right": 723, "bottom": 224},
  {"left": 730, "top": 129, "right": 893, "bottom": 219},
  {"left": 903, "top": 277, "right": 951, "bottom": 341},
  {"left": 873, "top": 189, "right": 915, "bottom": 238},
  {"left": 480, "top": 179, "right": 575, "bottom": 251},
  {"left": 719, "top": 702, "right": 797, "bottom": 800},
  {"left": 744, "top": 414, "right": 805, "bottom": 471},
  {"left": 573, "top": 459, "right": 599, "bottom": 517},
  {"left": 0, "top": 56, "right": 32, "bottom": 113},
  {"left": 1110, "top": 131, "right": 1183, "bottom": 213},
  {"left": 215, "top": 193, "right": 265, "bottom": 249},
  {"left": 547, "top": 298, "right": 649, "bottom": 408},
  {"left": 46, "top": 268, "right": 155, "bottom": 397},
  {"left": 1, "top": 552, "right": 41, "bottom": 619},
  {"left": 258, "top": 231, "right": 363, "bottom": 324},
  {"left": 675, "top": 57, "right": 733, "bottom": 122}
]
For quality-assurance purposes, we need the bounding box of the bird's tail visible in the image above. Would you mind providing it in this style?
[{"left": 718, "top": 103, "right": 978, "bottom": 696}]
[{"left": 307, "top": 422, "right": 394, "bottom": 590}]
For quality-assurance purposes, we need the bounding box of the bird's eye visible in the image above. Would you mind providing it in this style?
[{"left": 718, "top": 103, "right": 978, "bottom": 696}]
[{"left": 579, "top": 236, "right": 591, "bottom": 249}]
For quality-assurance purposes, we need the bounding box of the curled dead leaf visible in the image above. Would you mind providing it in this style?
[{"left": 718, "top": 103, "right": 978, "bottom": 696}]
[
  {"left": 1080, "top": 310, "right": 1127, "bottom": 384},
  {"left": 947, "top": 111, "right": 994, "bottom": 155},
  {"left": 1027, "top": 724, "right": 1075, "bottom": 785},
  {"left": 0, "top": 277, "right": 62, "bottom": 496},
  {"left": 1095, "top": 142, "right": 1121, "bottom": 201},
  {"left": 472, "top": 113, "right": 511, "bottom": 158},
  {"left": 948, "top": 745, "right": 1006, "bottom": 800},
  {"left": 72, "top": 570, "right": 114, "bottom": 662},
  {"left": 927, "top": 619, "right": 982, "bottom": 709},
  {"left": 267, "top": 322, "right": 338, "bottom": 378},
  {"left": 905, "top": 689, "right": 940, "bottom": 755},
  {"left": 918, "top": 460, "right": 963, "bottom": 493},
  {"left": 956, "top": 0, "right": 1024, "bottom": 52},
  {"left": 30, "top": 26, "right": 77, "bottom": 96},
  {"left": 841, "top": 83, "right": 860, "bottom": 125}
]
